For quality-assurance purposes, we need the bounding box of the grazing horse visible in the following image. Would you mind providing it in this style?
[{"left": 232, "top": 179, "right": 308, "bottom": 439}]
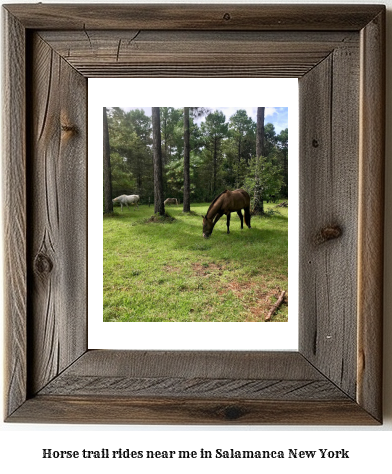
[
  {"left": 112, "top": 194, "right": 140, "bottom": 211},
  {"left": 164, "top": 198, "right": 178, "bottom": 206},
  {"left": 202, "top": 189, "right": 251, "bottom": 238}
]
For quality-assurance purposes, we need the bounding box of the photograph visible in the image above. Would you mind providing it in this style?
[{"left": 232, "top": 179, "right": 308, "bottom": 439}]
[{"left": 103, "top": 107, "right": 289, "bottom": 322}]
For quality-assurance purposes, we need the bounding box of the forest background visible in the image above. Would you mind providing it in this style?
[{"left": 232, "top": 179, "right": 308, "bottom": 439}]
[{"left": 105, "top": 106, "right": 288, "bottom": 208}]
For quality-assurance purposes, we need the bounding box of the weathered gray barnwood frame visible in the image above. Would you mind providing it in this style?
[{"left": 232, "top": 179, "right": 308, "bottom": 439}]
[{"left": 3, "top": 4, "right": 385, "bottom": 424}]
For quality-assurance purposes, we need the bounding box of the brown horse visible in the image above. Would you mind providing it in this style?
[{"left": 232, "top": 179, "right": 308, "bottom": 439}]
[{"left": 202, "top": 189, "right": 251, "bottom": 238}]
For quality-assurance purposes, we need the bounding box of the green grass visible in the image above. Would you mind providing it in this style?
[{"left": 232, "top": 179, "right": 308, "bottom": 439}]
[{"left": 103, "top": 201, "right": 288, "bottom": 322}]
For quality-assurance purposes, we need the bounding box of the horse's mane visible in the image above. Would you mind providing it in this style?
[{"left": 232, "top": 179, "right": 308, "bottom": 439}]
[{"left": 206, "top": 190, "right": 228, "bottom": 215}]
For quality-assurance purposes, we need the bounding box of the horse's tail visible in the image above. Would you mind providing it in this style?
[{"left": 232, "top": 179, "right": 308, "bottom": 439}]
[{"left": 244, "top": 206, "right": 251, "bottom": 228}]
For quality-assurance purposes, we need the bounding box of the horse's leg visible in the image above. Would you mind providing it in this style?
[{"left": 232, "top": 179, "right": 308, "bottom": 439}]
[
  {"left": 213, "top": 212, "right": 223, "bottom": 225},
  {"left": 244, "top": 206, "right": 251, "bottom": 228},
  {"left": 212, "top": 212, "right": 223, "bottom": 232},
  {"left": 237, "top": 210, "right": 244, "bottom": 229},
  {"left": 226, "top": 213, "right": 231, "bottom": 234}
]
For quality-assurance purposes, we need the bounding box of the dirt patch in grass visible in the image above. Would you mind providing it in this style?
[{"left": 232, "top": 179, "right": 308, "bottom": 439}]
[
  {"left": 163, "top": 265, "right": 182, "bottom": 274},
  {"left": 192, "top": 262, "right": 224, "bottom": 277},
  {"left": 191, "top": 262, "right": 287, "bottom": 321},
  {"left": 219, "top": 280, "right": 287, "bottom": 322}
]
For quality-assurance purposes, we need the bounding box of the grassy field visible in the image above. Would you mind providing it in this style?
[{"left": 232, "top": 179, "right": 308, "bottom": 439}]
[{"left": 103, "top": 201, "right": 288, "bottom": 322}]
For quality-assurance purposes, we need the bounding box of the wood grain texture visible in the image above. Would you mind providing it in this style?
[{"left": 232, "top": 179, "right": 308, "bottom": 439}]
[
  {"left": 299, "top": 40, "right": 360, "bottom": 399},
  {"left": 2, "top": 9, "right": 27, "bottom": 419},
  {"left": 39, "top": 30, "right": 358, "bottom": 78},
  {"left": 4, "top": 4, "right": 384, "bottom": 31},
  {"left": 45, "top": 350, "right": 331, "bottom": 379},
  {"left": 37, "top": 351, "right": 346, "bottom": 400},
  {"left": 39, "top": 376, "right": 347, "bottom": 400},
  {"left": 357, "top": 9, "right": 385, "bottom": 422},
  {"left": 27, "top": 33, "right": 87, "bottom": 395},
  {"left": 9, "top": 396, "right": 379, "bottom": 425}
]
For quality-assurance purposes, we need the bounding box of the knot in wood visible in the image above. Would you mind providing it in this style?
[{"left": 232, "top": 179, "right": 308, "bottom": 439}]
[
  {"left": 61, "top": 124, "right": 78, "bottom": 134},
  {"left": 315, "top": 225, "right": 342, "bottom": 245},
  {"left": 223, "top": 405, "right": 244, "bottom": 420},
  {"left": 223, "top": 12, "right": 231, "bottom": 21},
  {"left": 34, "top": 252, "right": 53, "bottom": 274},
  {"left": 312, "top": 139, "right": 319, "bottom": 148}
]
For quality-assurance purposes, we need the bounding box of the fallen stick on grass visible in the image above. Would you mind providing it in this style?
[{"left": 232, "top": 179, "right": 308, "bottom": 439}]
[{"left": 265, "top": 290, "right": 286, "bottom": 321}]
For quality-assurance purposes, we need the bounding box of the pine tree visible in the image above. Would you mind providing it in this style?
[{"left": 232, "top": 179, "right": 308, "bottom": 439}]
[
  {"left": 152, "top": 107, "right": 165, "bottom": 215},
  {"left": 253, "top": 107, "right": 265, "bottom": 215},
  {"left": 103, "top": 107, "right": 113, "bottom": 214}
]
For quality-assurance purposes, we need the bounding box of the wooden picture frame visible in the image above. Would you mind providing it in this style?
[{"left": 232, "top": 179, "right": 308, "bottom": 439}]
[{"left": 3, "top": 4, "right": 385, "bottom": 424}]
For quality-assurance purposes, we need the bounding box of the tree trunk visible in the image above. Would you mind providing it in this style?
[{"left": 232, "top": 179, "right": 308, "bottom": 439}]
[
  {"left": 152, "top": 107, "right": 165, "bottom": 216},
  {"left": 256, "top": 107, "right": 265, "bottom": 159},
  {"left": 213, "top": 138, "right": 218, "bottom": 196},
  {"left": 283, "top": 149, "right": 288, "bottom": 198},
  {"left": 103, "top": 107, "right": 113, "bottom": 214},
  {"left": 253, "top": 107, "right": 265, "bottom": 215},
  {"left": 237, "top": 136, "right": 241, "bottom": 187},
  {"left": 183, "top": 107, "right": 191, "bottom": 212}
]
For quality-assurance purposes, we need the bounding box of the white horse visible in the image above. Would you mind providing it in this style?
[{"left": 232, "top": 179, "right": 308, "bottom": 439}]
[
  {"left": 164, "top": 198, "right": 178, "bottom": 206},
  {"left": 112, "top": 194, "right": 140, "bottom": 211}
]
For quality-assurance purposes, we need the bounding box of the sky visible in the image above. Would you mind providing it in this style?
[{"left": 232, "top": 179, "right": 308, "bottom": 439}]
[{"left": 121, "top": 107, "right": 289, "bottom": 133}]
